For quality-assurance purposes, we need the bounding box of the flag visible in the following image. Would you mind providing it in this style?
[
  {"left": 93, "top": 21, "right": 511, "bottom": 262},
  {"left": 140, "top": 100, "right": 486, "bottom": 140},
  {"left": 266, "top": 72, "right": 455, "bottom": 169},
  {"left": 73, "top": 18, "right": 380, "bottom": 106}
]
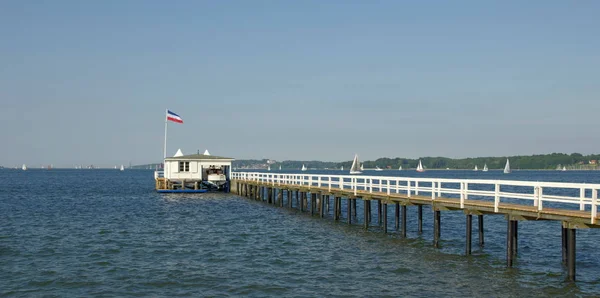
[{"left": 166, "top": 110, "right": 183, "bottom": 123}]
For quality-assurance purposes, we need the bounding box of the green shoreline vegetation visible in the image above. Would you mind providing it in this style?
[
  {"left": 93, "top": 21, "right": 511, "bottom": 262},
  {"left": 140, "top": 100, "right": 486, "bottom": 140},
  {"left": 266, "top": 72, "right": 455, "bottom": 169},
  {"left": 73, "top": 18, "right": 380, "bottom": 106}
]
[{"left": 231, "top": 153, "right": 600, "bottom": 170}]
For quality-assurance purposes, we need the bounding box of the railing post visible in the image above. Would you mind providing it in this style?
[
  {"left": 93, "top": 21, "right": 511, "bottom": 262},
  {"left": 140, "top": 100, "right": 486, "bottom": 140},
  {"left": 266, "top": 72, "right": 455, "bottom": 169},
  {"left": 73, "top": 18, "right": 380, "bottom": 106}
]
[
  {"left": 580, "top": 188, "right": 586, "bottom": 211},
  {"left": 407, "top": 180, "right": 412, "bottom": 197},
  {"left": 533, "top": 186, "right": 539, "bottom": 207},
  {"left": 340, "top": 177, "right": 343, "bottom": 190},
  {"left": 369, "top": 179, "right": 373, "bottom": 193},
  {"left": 538, "top": 186, "right": 543, "bottom": 211},
  {"left": 318, "top": 176, "right": 321, "bottom": 188},
  {"left": 460, "top": 182, "right": 465, "bottom": 208},
  {"left": 309, "top": 176, "right": 312, "bottom": 189},
  {"left": 494, "top": 183, "right": 500, "bottom": 213},
  {"left": 431, "top": 181, "right": 436, "bottom": 200},
  {"left": 387, "top": 179, "right": 390, "bottom": 195},
  {"left": 354, "top": 178, "right": 357, "bottom": 196},
  {"left": 415, "top": 181, "right": 419, "bottom": 195}
]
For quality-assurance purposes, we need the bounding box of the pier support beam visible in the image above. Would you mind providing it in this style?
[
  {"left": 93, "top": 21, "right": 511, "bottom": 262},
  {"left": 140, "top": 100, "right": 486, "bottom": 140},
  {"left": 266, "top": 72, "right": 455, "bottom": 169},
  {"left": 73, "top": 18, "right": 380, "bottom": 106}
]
[
  {"left": 364, "top": 200, "right": 369, "bottom": 229},
  {"left": 311, "top": 193, "right": 316, "bottom": 216},
  {"left": 377, "top": 200, "right": 382, "bottom": 225},
  {"left": 567, "top": 228, "right": 576, "bottom": 281},
  {"left": 333, "top": 197, "right": 339, "bottom": 221},
  {"left": 395, "top": 203, "right": 400, "bottom": 230},
  {"left": 478, "top": 215, "right": 484, "bottom": 247},
  {"left": 288, "top": 190, "right": 292, "bottom": 208},
  {"left": 382, "top": 203, "right": 388, "bottom": 233},
  {"left": 320, "top": 194, "right": 325, "bottom": 218},
  {"left": 401, "top": 205, "right": 407, "bottom": 238},
  {"left": 506, "top": 220, "right": 518, "bottom": 267},
  {"left": 433, "top": 210, "right": 441, "bottom": 248},
  {"left": 418, "top": 205, "right": 423, "bottom": 234},
  {"left": 466, "top": 214, "right": 472, "bottom": 255},
  {"left": 353, "top": 199, "right": 357, "bottom": 218},
  {"left": 347, "top": 198, "right": 352, "bottom": 224}
]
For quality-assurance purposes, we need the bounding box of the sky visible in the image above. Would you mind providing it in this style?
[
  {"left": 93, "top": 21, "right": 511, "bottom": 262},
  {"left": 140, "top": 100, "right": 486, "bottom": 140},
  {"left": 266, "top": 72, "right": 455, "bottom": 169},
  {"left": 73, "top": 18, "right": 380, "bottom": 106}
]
[{"left": 1, "top": 1, "right": 599, "bottom": 167}]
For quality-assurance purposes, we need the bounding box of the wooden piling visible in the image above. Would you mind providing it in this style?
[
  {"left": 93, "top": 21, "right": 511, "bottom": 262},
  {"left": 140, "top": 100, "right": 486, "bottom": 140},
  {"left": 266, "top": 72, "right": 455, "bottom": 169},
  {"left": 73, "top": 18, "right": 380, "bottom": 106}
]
[
  {"left": 433, "top": 210, "right": 441, "bottom": 248},
  {"left": 466, "top": 214, "right": 472, "bottom": 255},
  {"left": 395, "top": 203, "right": 400, "bottom": 230},
  {"left": 383, "top": 203, "right": 388, "bottom": 233},
  {"left": 507, "top": 220, "right": 516, "bottom": 267},
  {"left": 334, "top": 197, "right": 339, "bottom": 221},
  {"left": 418, "top": 205, "right": 423, "bottom": 234},
  {"left": 311, "top": 193, "right": 316, "bottom": 216},
  {"left": 401, "top": 205, "right": 407, "bottom": 238},
  {"left": 562, "top": 226, "right": 568, "bottom": 264},
  {"left": 378, "top": 200, "right": 382, "bottom": 225},
  {"left": 364, "top": 199, "right": 369, "bottom": 229},
  {"left": 567, "top": 228, "right": 576, "bottom": 281},
  {"left": 478, "top": 215, "right": 484, "bottom": 247},
  {"left": 347, "top": 198, "right": 352, "bottom": 224}
]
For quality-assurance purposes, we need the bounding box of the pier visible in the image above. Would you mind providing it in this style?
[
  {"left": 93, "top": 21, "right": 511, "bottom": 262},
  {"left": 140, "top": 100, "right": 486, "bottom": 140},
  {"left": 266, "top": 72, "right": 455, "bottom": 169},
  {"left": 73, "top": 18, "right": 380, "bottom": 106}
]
[{"left": 230, "top": 172, "right": 600, "bottom": 281}]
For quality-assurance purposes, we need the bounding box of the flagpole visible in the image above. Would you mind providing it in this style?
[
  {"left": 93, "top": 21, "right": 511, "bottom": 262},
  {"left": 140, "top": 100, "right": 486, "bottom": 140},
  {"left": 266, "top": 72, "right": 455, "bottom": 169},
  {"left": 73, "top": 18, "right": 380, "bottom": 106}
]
[{"left": 163, "top": 109, "right": 168, "bottom": 159}]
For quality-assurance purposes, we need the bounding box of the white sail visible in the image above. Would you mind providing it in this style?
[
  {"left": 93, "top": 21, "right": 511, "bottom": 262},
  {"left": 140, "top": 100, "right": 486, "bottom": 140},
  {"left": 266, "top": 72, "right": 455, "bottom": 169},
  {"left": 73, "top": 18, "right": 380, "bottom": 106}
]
[
  {"left": 416, "top": 160, "right": 424, "bottom": 172},
  {"left": 360, "top": 164, "right": 364, "bottom": 171},
  {"left": 503, "top": 159, "right": 511, "bottom": 174},
  {"left": 474, "top": 165, "right": 478, "bottom": 171},
  {"left": 267, "top": 165, "right": 271, "bottom": 171},
  {"left": 279, "top": 165, "right": 282, "bottom": 170},
  {"left": 562, "top": 166, "right": 567, "bottom": 172},
  {"left": 120, "top": 164, "right": 125, "bottom": 171},
  {"left": 375, "top": 166, "right": 383, "bottom": 171},
  {"left": 22, "top": 164, "right": 27, "bottom": 171},
  {"left": 349, "top": 154, "right": 362, "bottom": 174},
  {"left": 340, "top": 166, "right": 344, "bottom": 171},
  {"left": 301, "top": 164, "right": 307, "bottom": 171},
  {"left": 399, "top": 165, "right": 402, "bottom": 171},
  {"left": 482, "top": 163, "right": 488, "bottom": 172}
]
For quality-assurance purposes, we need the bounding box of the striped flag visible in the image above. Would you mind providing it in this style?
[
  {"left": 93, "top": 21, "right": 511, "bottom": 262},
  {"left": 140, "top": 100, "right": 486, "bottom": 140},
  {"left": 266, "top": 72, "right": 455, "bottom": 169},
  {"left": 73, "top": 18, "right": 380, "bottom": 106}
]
[{"left": 166, "top": 110, "right": 183, "bottom": 123}]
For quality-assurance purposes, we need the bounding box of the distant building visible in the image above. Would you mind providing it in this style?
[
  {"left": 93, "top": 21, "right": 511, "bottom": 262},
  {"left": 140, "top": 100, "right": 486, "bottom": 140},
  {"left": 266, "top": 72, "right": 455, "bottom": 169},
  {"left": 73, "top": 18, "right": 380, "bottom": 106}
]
[{"left": 590, "top": 160, "right": 597, "bottom": 165}]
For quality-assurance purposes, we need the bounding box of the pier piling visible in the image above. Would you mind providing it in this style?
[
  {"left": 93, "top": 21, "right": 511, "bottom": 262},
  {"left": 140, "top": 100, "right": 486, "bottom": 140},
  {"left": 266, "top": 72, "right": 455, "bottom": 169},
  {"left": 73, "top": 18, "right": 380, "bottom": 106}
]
[
  {"left": 478, "top": 215, "right": 484, "bottom": 247},
  {"left": 401, "top": 205, "right": 407, "bottom": 238},
  {"left": 418, "top": 205, "right": 423, "bottom": 234},
  {"left": 433, "top": 210, "right": 441, "bottom": 248},
  {"left": 567, "top": 228, "right": 576, "bottom": 281},
  {"left": 395, "top": 203, "right": 400, "bottom": 230},
  {"left": 466, "top": 214, "right": 472, "bottom": 255},
  {"left": 383, "top": 203, "right": 388, "bottom": 233}
]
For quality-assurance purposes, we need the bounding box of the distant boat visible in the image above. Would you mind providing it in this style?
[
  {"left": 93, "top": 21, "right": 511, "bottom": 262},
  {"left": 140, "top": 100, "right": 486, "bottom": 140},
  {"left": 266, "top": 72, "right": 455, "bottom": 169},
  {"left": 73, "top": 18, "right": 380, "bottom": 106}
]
[
  {"left": 360, "top": 164, "right": 364, "bottom": 171},
  {"left": 301, "top": 164, "right": 307, "bottom": 171},
  {"left": 120, "top": 165, "right": 125, "bottom": 171},
  {"left": 562, "top": 166, "right": 567, "bottom": 172},
  {"left": 416, "top": 160, "right": 425, "bottom": 172},
  {"left": 473, "top": 165, "right": 478, "bottom": 171},
  {"left": 350, "top": 154, "right": 362, "bottom": 175},
  {"left": 340, "top": 166, "right": 344, "bottom": 171},
  {"left": 482, "top": 163, "right": 488, "bottom": 172},
  {"left": 399, "top": 165, "right": 402, "bottom": 171},
  {"left": 279, "top": 165, "right": 282, "bottom": 171},
  {"left": 375, "top": 166, "right": 383, "bottom": 171},
  {"left": 503, "top": 159, "right": 511, "bottom": 174},
  {"left": 114, "top": 165, "right": 117, "bottom": 169},
  {"left": 22, "top": 164, "right": 27, "bottom": 171},
  {"left": 267, "top": 165, "right": 271, "bottom": 171}
]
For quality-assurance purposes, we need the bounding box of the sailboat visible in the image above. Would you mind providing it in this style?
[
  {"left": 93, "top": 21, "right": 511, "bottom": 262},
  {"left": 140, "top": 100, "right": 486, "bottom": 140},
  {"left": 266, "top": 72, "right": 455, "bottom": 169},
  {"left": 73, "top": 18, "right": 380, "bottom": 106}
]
[
  {"left": 340, "top": 166, "right": 344, "bottom": 171},
  {"left": 120, "top": 165, "right": 125, "bottom": 171},
  {"left": 375, "top": 166, "right": 383, "bottom": 171},
  {"left": 279, "top": 165, "right": 282, "bottom": 171},
  {"left": 399, "top": 165, "right": 402, "bottom": 171},
  {"left": 482, "top": 163, "right": 488, "bottom": 172},
  {"left": 360, "top": 164, "right": 364, "bottom": 171},
  {"left": 301, "top": 164, "right": 307, "bottom": 171},
  {"left": 349, "top": 154, "right": 362, "bottom": 174},
  {"left": 562, "top": 166, "right": 567, "bottom": 172},
  {"left": 416, "top": 160, "right": 425, "bottom": 172},
  {"left": 473, "top": 165, "right": 478, "bottom": 171},
  {"left": 267, "top": 165, "right": 271, "bottom": 171},
  {"left": 22, "top": 164, "right": 27, "bottom": 171},
  {"left": 503, "top": 159, "right": 511, "bottom": 174}
]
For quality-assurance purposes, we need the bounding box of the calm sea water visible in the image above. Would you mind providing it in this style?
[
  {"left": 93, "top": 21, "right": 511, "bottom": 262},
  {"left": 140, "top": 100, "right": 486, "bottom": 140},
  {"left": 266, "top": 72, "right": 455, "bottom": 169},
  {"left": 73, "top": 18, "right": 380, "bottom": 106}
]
[{"left": 1, "top": 169, "right": 599, "bottom": 297}]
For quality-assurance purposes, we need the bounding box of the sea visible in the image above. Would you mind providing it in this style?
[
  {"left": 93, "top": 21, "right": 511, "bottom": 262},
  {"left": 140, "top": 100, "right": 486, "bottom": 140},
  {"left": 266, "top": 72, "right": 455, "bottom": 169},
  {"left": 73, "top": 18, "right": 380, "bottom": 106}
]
[{"left": 1, "top": 169, "right": 599, "bottom": 297}]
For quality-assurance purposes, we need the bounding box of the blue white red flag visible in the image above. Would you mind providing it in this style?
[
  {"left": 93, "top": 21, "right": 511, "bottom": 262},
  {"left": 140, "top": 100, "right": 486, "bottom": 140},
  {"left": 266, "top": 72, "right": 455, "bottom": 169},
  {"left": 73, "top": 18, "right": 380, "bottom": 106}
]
[{"left": 166, "top": 110, "right": 183, "bottom": 123}]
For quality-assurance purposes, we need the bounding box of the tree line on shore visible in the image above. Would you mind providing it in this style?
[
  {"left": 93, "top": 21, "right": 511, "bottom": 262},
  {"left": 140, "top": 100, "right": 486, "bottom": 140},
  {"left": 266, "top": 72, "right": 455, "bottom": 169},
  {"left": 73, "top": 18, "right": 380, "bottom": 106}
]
[{"left": 233, "top": 153, "right": 600, "bottom": 170}]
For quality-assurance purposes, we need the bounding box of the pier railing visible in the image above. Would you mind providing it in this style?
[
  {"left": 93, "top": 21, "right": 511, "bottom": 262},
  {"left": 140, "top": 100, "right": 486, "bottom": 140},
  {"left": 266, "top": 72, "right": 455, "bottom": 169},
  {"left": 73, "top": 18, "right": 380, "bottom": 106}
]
[{"left": 231, "top": 172, "right": 599, "bottom": 223}]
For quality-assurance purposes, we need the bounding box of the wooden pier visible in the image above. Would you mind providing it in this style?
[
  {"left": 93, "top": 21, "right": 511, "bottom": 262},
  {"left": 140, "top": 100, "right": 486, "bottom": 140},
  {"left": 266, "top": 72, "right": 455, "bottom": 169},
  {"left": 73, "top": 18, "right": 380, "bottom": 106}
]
[{"left": 231, "top": 172, "right": 600, "bottom": 281}]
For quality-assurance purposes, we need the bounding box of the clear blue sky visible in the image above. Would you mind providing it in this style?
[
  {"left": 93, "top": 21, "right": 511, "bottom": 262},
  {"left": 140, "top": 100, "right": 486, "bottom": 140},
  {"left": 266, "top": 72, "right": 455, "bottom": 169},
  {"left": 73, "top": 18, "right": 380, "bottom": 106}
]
[{"left": 1, "top": 1, "right": 599, "bottom": 167}]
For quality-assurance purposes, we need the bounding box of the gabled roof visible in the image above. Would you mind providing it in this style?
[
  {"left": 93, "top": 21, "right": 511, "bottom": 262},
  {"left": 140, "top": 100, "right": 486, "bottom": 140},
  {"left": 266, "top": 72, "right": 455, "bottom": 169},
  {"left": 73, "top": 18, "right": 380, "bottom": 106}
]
[{"left": 165, "top": 153, "right": 234, "bottom": 161}]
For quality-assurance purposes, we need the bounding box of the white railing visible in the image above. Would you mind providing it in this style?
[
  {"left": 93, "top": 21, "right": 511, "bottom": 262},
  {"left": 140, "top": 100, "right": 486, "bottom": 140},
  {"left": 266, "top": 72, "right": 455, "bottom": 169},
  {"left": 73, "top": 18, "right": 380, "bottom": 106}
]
[
  {"left": 231, "top": 172, "right": 600, "bottom": 224},
  {"left": 154, "top": 170, "right": 164, "bottom": 179}
]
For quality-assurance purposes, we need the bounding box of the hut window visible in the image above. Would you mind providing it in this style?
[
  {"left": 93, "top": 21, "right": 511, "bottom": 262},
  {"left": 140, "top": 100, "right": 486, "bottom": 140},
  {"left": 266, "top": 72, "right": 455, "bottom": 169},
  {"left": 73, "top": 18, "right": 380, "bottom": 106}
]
[{"left": 179, "top": 161, "right": 190, "bottom": 172}]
